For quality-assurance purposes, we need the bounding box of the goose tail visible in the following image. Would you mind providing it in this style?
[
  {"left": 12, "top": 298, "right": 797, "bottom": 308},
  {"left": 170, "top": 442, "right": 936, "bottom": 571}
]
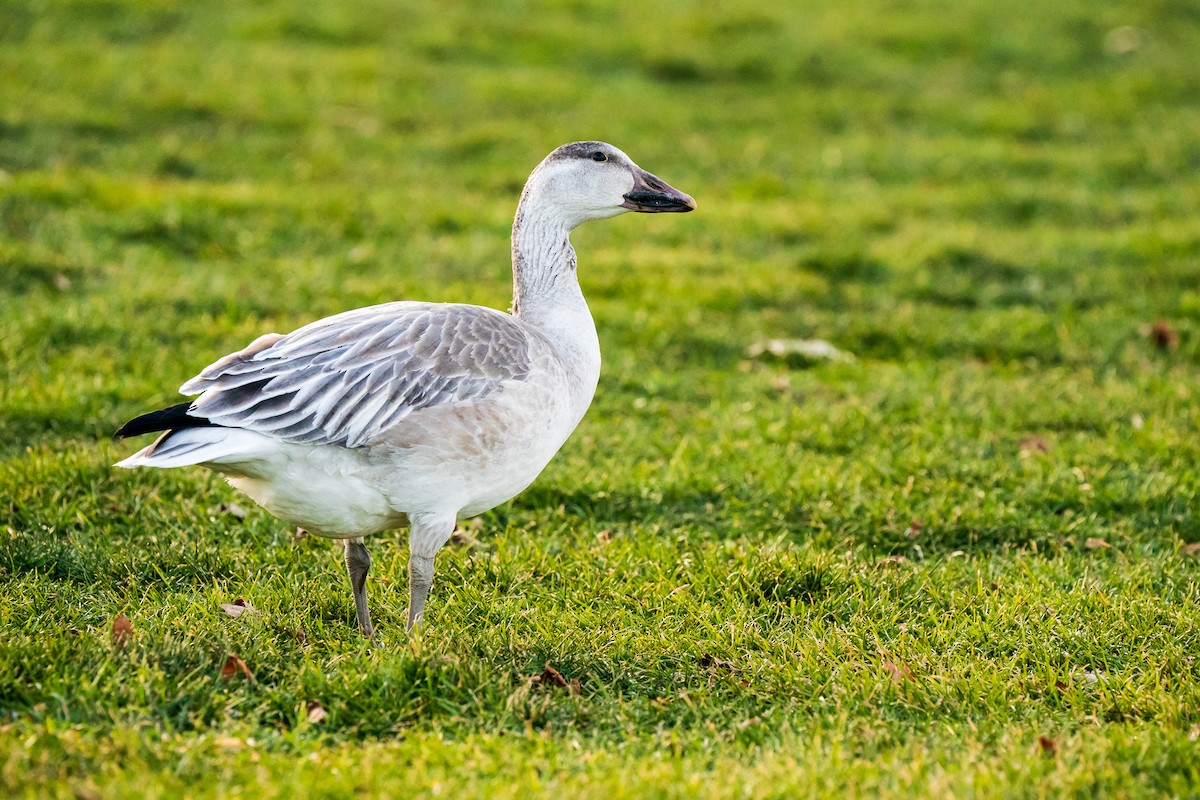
[{"left": 114, "top": 428, "right": 260, "bottom": 469}]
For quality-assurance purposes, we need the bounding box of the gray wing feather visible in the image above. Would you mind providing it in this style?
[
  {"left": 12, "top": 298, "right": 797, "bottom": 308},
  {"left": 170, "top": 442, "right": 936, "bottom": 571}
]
[{"left": 180, "top": 302, "right": 533, "bottom": 448}]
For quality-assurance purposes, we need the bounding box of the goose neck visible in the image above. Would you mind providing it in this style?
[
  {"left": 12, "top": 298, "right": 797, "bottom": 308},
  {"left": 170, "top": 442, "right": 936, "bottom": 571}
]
[{"left": 510, "top": 202, "right": 582, "bottom": 324}]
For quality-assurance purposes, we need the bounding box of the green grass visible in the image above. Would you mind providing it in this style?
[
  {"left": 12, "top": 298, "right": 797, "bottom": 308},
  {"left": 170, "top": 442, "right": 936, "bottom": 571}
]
[{"left": 3, "top": 0, "right": 1200, "bottom": 796}]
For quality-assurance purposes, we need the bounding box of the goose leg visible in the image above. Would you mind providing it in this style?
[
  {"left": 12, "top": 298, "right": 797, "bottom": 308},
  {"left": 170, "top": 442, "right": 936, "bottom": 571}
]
[
  {"left": 344, "top": 537, "right": 374, "bottom": 637},
  {"left": 407, "top": 513, "right": 455, "bottom": 632}
]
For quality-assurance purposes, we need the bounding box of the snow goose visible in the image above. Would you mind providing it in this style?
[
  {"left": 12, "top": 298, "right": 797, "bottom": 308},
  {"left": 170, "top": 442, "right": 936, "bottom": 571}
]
[{"left": 115, "top": 141, "right": 695, "bottom": 636}]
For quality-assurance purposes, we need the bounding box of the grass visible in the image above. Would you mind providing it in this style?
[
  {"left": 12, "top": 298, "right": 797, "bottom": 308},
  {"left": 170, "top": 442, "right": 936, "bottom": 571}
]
[{"left": 3, "top": 0, "right": 1200, "bottom": 796}]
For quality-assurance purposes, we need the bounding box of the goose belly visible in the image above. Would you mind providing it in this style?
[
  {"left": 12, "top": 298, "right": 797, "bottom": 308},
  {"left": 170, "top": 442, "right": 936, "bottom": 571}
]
[
  {"left": 208, "top": 386, "right": 580, "bottom": 535},
  {"left": 219, "top": 446, "right": 407, "bottom": 538}
]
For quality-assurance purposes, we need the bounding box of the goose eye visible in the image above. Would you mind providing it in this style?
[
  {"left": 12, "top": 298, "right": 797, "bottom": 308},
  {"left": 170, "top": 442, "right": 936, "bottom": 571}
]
[{"left": 590, "top": 151, "right": 607, "bottom": 162}]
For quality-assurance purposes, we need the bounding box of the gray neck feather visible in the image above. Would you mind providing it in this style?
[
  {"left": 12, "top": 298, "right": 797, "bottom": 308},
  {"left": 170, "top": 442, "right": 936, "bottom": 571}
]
[{"left": 509, "top": 191, "right": 582, "bottom": 324}]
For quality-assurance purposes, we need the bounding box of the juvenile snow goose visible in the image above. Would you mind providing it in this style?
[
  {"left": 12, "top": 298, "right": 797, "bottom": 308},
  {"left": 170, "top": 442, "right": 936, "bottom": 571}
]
[{"left": 115, "top": 141, "right": 695, "bottom": 636}]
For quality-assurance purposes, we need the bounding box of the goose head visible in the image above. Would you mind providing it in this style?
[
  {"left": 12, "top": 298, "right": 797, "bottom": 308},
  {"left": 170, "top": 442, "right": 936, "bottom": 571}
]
[{"left": 522, "top": 141, "right": 696, "bottom": 229}]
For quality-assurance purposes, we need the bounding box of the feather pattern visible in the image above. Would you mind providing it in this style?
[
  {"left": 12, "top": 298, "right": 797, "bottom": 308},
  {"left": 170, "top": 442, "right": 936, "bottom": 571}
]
[{"left": 181, "top": 302, "right": 534, "bottom": 448}]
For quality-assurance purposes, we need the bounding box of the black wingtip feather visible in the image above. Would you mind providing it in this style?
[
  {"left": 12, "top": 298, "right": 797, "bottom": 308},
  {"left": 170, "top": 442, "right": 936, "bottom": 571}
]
[{"left": 114, "top": 402, "right": 217, "bottom": 438}]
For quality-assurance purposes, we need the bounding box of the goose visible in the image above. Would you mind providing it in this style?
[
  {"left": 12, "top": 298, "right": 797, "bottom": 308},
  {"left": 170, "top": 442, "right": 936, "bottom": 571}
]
[{"left": 114, "top": 141, "right": 695, "bottom": 636}]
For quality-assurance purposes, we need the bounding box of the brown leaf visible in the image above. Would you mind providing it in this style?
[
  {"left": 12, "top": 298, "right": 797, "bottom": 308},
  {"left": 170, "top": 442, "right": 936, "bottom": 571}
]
[
  {"left": 219, "top": 599, "right": 259, "bottom": 619},
  {"left": 1184, "top": 542, "right": 1200, "bottom": 556},
  {"left": 1037, "top": 735, "right": 1058, "bottom": 756},
  {"left": 1149, "top": 320, "right": 1179, "bottom": 351},
  {"left": 220, "top": 653, "right": 254, "bottom": 681},
  {"left": 306, "top": 700, "right": 328, "bottom": 723},
  {"left": 882, "top": 661, "right": 915, "bottom": 682},
  {"left": 1054, "top": 680, "right": 1068, "bottom": 692},
  {"left": 537, "top": 661, "right": 570, "bottom": 690},
  {"left": 111, "top": 614, "right": 133, "bottom": 647},
  {"left": 905, "top": 519, "right": 923, "bottom": 538},
  {"left": 595, "top": 529, "right": 612, "bottom": 545},
  {"left": 1085, "top": 537, "right": 1110, "bottom": 550}
]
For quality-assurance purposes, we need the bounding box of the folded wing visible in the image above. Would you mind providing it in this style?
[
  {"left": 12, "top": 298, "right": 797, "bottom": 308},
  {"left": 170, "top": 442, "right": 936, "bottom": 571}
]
[{"left": 182, "top": 302, "right": 533, "bottom": 448}]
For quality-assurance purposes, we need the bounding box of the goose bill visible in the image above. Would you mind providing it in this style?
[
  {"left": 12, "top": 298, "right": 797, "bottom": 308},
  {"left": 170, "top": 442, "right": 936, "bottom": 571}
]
[{"left": 621, "top": 170, "right": 696, "bottom": 213}]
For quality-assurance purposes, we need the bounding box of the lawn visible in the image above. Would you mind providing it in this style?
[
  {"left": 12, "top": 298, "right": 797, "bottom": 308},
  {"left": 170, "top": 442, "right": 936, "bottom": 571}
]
[{"left": 3, "top": 0, "right": 1200, "bottom": 796}]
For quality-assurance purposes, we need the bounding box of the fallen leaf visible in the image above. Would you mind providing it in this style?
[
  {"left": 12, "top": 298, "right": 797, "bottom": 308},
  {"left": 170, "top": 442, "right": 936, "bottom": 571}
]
[
  {"left": 451, "top": 519, "right": 480, "bottom": 543},
  {"left": 595, "top": 529, "right": 612, "bottom": 545},
  {"left": 73, "top": 783, "right": 100, "bottom": 800},
  {"left": 1149, "top": 320, "right": 1179, "bottom": 350},
  {"left": 1018, "top": 435, "right": 1049, "bottom": 456},
  {"left": 882, "top": 661, "right": 915, "bottom": 682},
  {"left": 747, "top": 338, "right": 855, "bottom": 364},
  {"left": 1054, "top": 680, "right": 1068, "bottom": 692},
  {"left": 537, "top": 662, "right": 570, "bottom": 690},
  {"left": 1085, "top": 537, "right": 1110, "bottom": 550},
  {"left": 1184, "top": 542, "right": 1200, "bottom": 556},
  {"left": 219, "top": 502, "right": 248, "bottom": 519},
  {"left": 220, "top": 653, "right": 254, "bottom": 681},
  {"left": 281, "top": 626, "right": 308, "bottom": 644},
  {"left": 219, "top": 599, "right": 260, "bottom": 619},
  {"left": 1037, "top": 735, "right": 1058, "bottom": 756},
  {"left": 306, "top": 700, "right": 327, "bottom": 723},
  {"left": 906, "top": 519, "right": 923, "bottom": 538},
  {"left": 111, "top": 614, "right": 133, "bottom": 647},
  {"left": 1104, "top": 25, "right": 1148, "bottom": 55}
]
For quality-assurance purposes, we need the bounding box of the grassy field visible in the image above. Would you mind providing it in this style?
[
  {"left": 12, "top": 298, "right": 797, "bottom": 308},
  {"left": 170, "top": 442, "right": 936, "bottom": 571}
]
[{"left": 4, "top": 0, "right": 1200, "bottom": 796}]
